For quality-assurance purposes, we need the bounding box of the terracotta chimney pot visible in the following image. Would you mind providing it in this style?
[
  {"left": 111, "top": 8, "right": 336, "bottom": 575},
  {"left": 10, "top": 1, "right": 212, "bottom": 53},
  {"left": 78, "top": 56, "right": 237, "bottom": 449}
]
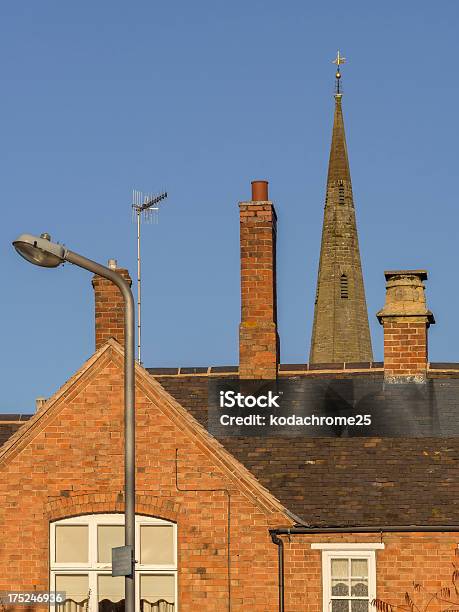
[{"left": 251, "top": 180, "right": 269, "bottom": 202}]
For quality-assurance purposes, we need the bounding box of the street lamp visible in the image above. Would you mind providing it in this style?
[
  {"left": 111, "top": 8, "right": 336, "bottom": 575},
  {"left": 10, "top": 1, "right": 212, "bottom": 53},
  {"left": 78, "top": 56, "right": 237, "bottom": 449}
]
[{"left": 13, "top": 232, "right": 136, "bottom": 612}]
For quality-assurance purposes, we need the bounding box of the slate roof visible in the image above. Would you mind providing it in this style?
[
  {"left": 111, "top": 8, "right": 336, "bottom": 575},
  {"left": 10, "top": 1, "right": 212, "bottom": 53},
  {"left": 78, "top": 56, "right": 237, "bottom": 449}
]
[
  {"left": 4, "top": 365, "right": 459, "bottom": 528},
  {"left": 0, "top": 414, "right": 32, "bottom": 447},
  {"left": 156, "top": 369, "right": 459, "bottom": 527}
]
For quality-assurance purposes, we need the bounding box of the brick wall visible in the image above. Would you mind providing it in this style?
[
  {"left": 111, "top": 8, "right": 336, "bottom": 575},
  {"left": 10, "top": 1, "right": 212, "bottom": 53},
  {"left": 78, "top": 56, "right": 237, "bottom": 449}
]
[{"left": 281, "top": 532, "right": 459, "bottom": 612}]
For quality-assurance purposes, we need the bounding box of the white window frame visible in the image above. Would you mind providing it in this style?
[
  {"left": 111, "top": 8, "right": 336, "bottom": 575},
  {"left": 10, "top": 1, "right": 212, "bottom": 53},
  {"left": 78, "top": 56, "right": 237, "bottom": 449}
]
[
  {"left": 50, "top": 513, "right": 178, "bottom": 612},
  {"left": 317, "top": 545, "right": 381, "bottom": 612}
]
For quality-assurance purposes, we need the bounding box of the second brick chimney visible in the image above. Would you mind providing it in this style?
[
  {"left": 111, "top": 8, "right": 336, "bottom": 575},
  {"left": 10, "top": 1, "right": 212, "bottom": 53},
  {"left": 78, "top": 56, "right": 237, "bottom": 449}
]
[
  {"left": 377, "top": 270, "right": 435, "bottom": 383},
  {"left": 239, "top": 180, "right": 279, "bottom": 379},
  {"left": 92, "top": 259, "right": 132, "bottom": 350}
]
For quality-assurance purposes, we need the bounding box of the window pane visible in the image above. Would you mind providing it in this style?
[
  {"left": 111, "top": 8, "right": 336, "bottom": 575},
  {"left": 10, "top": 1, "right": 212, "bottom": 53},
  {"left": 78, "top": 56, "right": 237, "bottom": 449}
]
[
  {"left": 351, "top": 601, "right": 369, "bottom": 612},
  {"left": 98, "top": 575, "right": 125, "bottom": 612},
  {"left": 98, "top": 525, "right": 124, "bottom": 563},
  {"left": 351, "top": 579, "right": 368, "bottom": 597},
  {"left": 55, "top": 575, "right": 89, "bottom": 611},
  {"left": 140, "top": 525, "right": 174, "bottom": 565},
  {"left": 332, "top": 579, "right": 349, "bottom": 596},
  {"left": 140, "top": 575, "right": 175, "bottom": 610},
  {"left": 331, "top": 558, "right": 348, "bottom": 578},
  {"left": 55, "top": 526, "right": 88, "bottom": 563},
  {"left": 351, "top": 559, "right": 368, "bottom": 577},
  {"left": 332, "top": 601, "right": 349, "bottom": 612}
]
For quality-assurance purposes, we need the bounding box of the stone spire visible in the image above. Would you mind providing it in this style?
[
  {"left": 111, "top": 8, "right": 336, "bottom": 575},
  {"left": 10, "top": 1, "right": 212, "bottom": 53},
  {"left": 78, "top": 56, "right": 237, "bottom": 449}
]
[{"left": 309, "top": 54, "right": 373, "bottom": 364}]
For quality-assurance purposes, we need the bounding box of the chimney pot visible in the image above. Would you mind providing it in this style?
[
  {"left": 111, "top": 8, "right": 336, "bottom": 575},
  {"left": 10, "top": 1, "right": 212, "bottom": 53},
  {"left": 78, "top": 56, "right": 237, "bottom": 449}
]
[
  {"left": 108, "top": 259, "right": 117, "bottom": 270},
  {"left": 35, "top": 397, "right": 47, "bottom": 412},
  {"left": 251, "top": 180, "right": 269, "bottom": 202}
]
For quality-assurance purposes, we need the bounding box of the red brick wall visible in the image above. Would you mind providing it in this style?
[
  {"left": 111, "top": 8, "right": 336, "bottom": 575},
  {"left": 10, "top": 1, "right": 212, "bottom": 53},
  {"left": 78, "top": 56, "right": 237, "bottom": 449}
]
[
  {"left": 0, "top": 349, "right": 285, "bottom": 612},
  {"left": 282, "top": 532, "right": 459, "bottom": 612},
  {"left": 377, "top": 532, "right": 457, "bottom": 610},
  {"left": 92, "top": 268, "right": 132, "bottom": 350},
  {"left": 383, "top": 319, "right": 428, "bottom": 380},
  {"left": 239, "top": 202, "right": 279, "bottom": 379}
]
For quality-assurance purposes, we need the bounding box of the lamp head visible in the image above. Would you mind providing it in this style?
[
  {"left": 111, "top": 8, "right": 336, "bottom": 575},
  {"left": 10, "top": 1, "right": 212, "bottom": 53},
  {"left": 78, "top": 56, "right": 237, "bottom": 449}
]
[{"left": 12, "top": 233, "right": 66, "bottom": 268}]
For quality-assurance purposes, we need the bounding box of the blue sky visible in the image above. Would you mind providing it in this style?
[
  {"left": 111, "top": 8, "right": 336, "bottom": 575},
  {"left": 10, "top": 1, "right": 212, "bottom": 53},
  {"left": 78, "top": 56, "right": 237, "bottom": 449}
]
[{"left": 2, "top": 1, "right": 458, "bottom": 412}]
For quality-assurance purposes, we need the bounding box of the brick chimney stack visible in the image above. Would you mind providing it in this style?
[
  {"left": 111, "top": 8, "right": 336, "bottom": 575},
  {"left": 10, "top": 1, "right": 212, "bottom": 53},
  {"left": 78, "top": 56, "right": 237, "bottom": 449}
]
[
  {"left": 239, "top": 180, "right": 279, "bottom": 379},
  {"left": 377, "top": 270, "right": 435, "bottom": 383},
  {"left": 92, "top": 259, "right": 132, "bottom": 350}
]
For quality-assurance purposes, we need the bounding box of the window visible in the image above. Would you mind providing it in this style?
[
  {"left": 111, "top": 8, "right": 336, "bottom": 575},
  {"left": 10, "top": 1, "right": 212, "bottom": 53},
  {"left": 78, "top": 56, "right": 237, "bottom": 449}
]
[
  {"left": 340, "top": 274, "right": 349, "bottom": 299},
  {"left": 312, "top": 544, "right": 382, "bottom": 612},
  {"left": 50, "top": 514, "right": 177, "bottom": 612},
  {"left": 338, "top": 182, "right": 345, "bottom": 205}
]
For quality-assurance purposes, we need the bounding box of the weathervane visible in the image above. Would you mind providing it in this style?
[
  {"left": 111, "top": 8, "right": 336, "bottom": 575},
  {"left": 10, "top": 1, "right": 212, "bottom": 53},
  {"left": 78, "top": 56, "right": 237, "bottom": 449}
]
[{"left": 332, "top": 50, "right": 346, "bottom": 96}]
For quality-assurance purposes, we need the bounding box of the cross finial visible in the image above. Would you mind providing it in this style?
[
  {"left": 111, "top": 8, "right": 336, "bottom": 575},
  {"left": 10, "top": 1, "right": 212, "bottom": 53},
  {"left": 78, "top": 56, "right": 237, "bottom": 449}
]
[
  {"left": 332, "top": 50, "right": 346, "bottom": 67},
  {"left": 332, "top": 50, "right": 346, "bottom": 97}
]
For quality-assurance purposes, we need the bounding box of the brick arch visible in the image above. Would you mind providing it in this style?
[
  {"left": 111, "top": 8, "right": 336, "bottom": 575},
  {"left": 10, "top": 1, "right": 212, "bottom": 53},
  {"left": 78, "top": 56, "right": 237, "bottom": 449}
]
[{"left": 46, "top": 492, "right": 182, "bottom": 523}]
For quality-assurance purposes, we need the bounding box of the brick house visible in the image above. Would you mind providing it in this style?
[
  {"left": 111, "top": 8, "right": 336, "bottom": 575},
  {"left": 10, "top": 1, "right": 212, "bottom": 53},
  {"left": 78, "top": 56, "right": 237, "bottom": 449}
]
[{"left": 3, "top": 73, "right": 459, "bottom": 612}]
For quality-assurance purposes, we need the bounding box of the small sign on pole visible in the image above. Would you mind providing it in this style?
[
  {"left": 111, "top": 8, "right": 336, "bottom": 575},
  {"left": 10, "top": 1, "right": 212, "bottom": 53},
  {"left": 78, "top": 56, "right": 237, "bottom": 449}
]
[{"left": 112, "top": 545, "right": 133, "bottom": 577}]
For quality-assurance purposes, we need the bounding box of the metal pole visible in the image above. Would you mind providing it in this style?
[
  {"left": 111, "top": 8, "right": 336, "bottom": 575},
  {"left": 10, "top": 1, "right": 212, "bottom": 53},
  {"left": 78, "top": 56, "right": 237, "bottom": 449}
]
[
  {"left": 137, "top": 208, "right": 141, "bottom": 365},
  {"left": 64, "top": 250, "right": 136, "bottom": 612}
]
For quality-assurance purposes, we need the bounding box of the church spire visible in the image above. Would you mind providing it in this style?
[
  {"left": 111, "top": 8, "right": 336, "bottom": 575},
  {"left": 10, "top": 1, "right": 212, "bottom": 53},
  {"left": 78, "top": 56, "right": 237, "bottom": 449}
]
[
  {"left": 309, "top": 53, "right": 373, "bottom": 364},
  {"left": 327, "top": 50, "right": 350, "bottom": 184}
]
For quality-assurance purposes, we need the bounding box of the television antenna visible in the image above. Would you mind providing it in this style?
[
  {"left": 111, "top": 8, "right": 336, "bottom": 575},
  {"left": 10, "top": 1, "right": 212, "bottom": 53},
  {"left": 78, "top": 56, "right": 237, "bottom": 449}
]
[{"left": 132, "top": 189, "right": 168, "bottom": 365}]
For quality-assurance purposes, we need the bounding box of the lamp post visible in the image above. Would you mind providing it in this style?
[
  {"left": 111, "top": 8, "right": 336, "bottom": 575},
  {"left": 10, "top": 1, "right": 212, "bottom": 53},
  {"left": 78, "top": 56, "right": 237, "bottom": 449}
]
[{"left": 12, "top": 233, "right": 136, "bottom": 612}]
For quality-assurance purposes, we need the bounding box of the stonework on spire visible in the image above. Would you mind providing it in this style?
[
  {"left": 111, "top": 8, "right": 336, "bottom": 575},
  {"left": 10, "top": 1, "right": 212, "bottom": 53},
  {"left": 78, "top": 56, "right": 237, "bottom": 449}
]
[
  {"left": 309, "top": 94, "right": 373, "bottom": 364},
  {"left": 326, "top": 97, "right": 351, "bottom": 184}
]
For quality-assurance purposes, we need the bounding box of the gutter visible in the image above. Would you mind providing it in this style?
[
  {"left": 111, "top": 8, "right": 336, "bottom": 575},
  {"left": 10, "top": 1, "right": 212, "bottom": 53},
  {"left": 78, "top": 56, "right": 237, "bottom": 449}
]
[
  {"left": 269, "top": 524, "right": 459, "bottom": 612},
  {"left": 272, "top": 524, "right": 459, "bottom": 534}
]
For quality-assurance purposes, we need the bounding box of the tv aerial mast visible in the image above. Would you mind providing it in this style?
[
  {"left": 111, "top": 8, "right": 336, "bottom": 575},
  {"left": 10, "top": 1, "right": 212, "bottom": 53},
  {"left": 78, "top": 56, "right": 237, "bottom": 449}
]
[{"left": 132, "top": 189, "right": 168, "bottom": 365}]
